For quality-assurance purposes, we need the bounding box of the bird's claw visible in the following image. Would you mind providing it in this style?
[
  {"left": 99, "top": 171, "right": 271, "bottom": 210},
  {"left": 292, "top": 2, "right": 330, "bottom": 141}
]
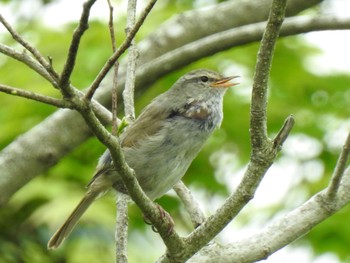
[{"left": 143, "top": 204, "right": 174, "bottom": 235}]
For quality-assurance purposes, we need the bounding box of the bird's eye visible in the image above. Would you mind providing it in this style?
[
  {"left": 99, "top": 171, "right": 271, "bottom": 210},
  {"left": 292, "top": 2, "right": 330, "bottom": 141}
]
[{"left": 200, "top": 76, "right": 209, "bottom": 82}]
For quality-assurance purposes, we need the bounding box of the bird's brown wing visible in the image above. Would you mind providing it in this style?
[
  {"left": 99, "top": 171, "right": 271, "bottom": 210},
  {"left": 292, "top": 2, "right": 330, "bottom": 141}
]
[
  {"left": 120, "top": 96, "right": 172, "bottom": 148},
  {"left": 121, "top": 98, "right": 211, "bottom": 148},
  {"left": 88, "top": 95, "right": 173, "bottom": 186}
]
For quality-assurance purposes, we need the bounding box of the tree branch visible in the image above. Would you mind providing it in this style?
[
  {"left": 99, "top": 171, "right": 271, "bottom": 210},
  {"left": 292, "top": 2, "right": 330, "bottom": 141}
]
[
  {"left": 188, "top": 134, "right": 350, "bottom": 262},
  {"left": 250, "top": 0, "right": 287, "bottom": 149},
  {"left": 84, "top": 0, "right": 157, "bottom": 100},
  {"left": 106, "top": 0, "right": 120, "bottom": 136},
  {"left": 122, "top": 0, "right": 138, "bottom": 122},
  {"left": 273, "top": 115, "right": 295, "bottom": 149},
  {"left": 134, "top": 15, "right": 350, "bottom": 93},
  {"left": 326, "top": 130, "right": 350, "bottom": 200},
  {"left": 0, "top": 83, "right": 73, "bottom": 109},
  {"left": 172, "top": 1, "right": 289, "bottom": 261},
  {"left": 116, "top": 193, "right": 130, "bottom": 263},
  {"left": 0, "top": 14, "right": 59, "bottom": 81},
  {"left": 105, "top": 1, "right": 126, "bottom": 261},
  {"left": 59, "top": 0, "right": 97, "bottom": 97},
  {"left": 2, "top": 15, "right": 349, "bottom": 113},
  {"left": 137, "top": 0, "right": 322, "bottom": 65},
  {"left": 173, "top": 181, "right": 206, "bottom": 228},
  {"left": 0, "top": 44, "right": 58, "bottom": 87}
]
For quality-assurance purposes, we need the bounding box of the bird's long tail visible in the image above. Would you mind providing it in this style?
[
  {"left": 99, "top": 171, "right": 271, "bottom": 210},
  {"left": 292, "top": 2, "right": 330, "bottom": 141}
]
[{"left": 47, "top": 189, "right": 101, "bottom": 249}]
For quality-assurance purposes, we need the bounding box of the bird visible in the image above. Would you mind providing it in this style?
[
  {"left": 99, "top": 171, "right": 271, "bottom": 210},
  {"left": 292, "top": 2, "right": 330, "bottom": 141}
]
[{"left": 47, "top": 68, "right": 237, "bottom": 249}]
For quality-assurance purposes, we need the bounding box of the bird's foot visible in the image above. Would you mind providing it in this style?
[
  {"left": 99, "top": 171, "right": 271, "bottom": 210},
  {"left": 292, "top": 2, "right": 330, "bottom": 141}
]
[{"left": 143, "top": 204, "right": 174, "bottom": 235}]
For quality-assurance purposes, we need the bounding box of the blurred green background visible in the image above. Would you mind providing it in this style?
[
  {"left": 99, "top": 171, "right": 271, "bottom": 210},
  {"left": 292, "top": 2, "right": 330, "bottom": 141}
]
[{"left": 1, "top": 0, "right": 350, "bottom": 262}]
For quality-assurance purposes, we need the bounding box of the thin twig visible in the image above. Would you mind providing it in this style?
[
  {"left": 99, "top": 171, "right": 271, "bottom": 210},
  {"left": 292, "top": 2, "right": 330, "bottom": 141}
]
[
  {"left": 0, "top": 14, "right": 59, "bottom": 81},
  {"left": 173, "top": 181, "right": 205, "bottom": 228},
  {"left": 123, "top": 0, "right": 138, "bottom": 122},
  {"left": 90, "top": 100, "right": 116, "bottom": 125},
  {"left": 105, "top": 1, "right": 127, "bottom": 262},
  {"left": 85, "top": 0, "right": 157, "bottom": 100},
  {"left": 105, "top": 1, "right": 118, "bottom": 136},
  {"left": 106, "top": 0, "right": 120, "bottom": 136},
  {"left": 111, "top": 64, "right": 120, "bottom": 134},
  {"left": 326, "top": 131, "right": 350, "bottom": 200},
  {"left": 0, "top": 44, "right": 59, "bottom": 88},
  {"left": 0, "top": 84, "right": 73, "bottom": 108},
  {"left": 116, "top": 194, "right": 130, "bottom": 263},
  {"left": 107, "top": 0, "right": 117, "bottom": 53},
  {"left": 273, "top": 115, "right": 295, "bottom": 149},
  {"left": 59, "top": 0, "right": 97, "bottom": 97}
]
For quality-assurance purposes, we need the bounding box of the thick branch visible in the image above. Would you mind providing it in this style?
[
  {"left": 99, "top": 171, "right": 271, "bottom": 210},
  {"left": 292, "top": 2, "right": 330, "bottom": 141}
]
[
  {"left": 137, "top": 0, "right": 322, "bottom": 65},
  {"left": 3, "top": 16, "right": 349, "bottom": 111},
  {"left": 134, "top": 15, "right": 350, "bottom": 93}
]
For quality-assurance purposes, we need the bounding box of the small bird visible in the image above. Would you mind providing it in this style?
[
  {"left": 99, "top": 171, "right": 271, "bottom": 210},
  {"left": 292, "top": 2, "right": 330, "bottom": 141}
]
[{"left": 48, "top": 68, "right": 237, "bottom": 249}]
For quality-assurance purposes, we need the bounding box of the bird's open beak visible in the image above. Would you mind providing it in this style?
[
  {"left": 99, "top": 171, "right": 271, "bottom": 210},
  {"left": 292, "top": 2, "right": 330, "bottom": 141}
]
[{"left": 210, "top": 76, "right": 239, "bottom": 88}]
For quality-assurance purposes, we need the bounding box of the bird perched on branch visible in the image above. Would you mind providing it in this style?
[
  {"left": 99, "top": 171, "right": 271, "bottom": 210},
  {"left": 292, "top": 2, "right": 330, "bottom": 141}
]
[{"left": 48, "top": 68, "right": 238, "bottom": 249}]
